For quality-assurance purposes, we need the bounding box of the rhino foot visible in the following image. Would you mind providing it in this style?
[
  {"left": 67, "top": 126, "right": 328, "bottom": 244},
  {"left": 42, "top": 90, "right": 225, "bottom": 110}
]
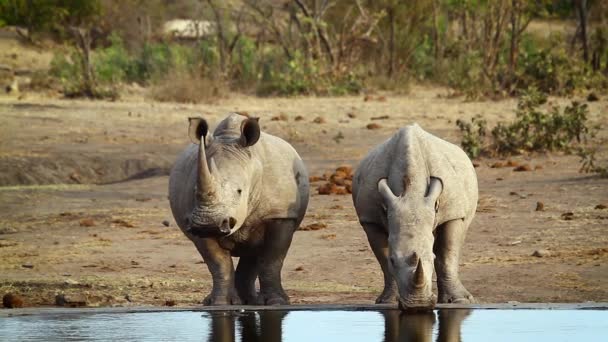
[
  {"left": 202, "top": 290, "right": 242, "bottom": 306},
  {"left": 438, "top": 287, "right": 475, "bottom": 304},
  {"left": 375, "top": 288, "right": 398, "bottom": 304},
  {"left": 256, "top": 291, "right": 289, "bottom": 305}
]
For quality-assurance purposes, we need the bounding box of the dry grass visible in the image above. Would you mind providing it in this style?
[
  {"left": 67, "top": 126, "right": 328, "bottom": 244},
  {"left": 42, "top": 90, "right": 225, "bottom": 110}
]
[{"left": 147, "top": 72, "right": 227, "bottom": 104}]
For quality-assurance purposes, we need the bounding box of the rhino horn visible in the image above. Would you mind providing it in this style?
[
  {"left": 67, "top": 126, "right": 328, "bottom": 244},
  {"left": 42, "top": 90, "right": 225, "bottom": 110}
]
[
  {"left": 188, "top": 117, "right": 216, "bottom": 203},
  {"left": 414, "top": 258, "right": 426, "bottom": 289},
  {"left": 197, "top": 141, "right": 217, "bottom": 203}
]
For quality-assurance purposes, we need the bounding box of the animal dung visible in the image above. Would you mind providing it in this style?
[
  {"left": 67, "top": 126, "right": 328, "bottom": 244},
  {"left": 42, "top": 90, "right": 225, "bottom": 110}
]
[
  {"left": 513, "top": 164, "right": 532, "bottom": 172},
  {"left": 316, "top": 165, "right": 354, "bottom": 195},
  {"left": 299, "top": 223, "right": 328, "bottom": 231},
  {"left": 366, "top": 123, "right": 382, "bottom": 130},
  {"left": 313, "top": 116, "right": 326, "bottom": 124},
  {"left": 535, "top": 202, "right": 545, "bottom": 211},
  {"left": 79, "top": 218, "right": 96, "bottom": 227}
]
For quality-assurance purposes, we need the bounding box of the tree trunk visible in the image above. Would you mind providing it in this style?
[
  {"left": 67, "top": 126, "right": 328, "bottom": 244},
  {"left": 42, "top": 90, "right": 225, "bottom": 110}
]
[
  {"left": 576, "top": 0, "right": 589, "bottom": 63},
  {"left": 70, "top": 27, "right": 95, "bottom": 97},
  {"left": 387, "top": 6, "right": 395, "bottom": 78}
]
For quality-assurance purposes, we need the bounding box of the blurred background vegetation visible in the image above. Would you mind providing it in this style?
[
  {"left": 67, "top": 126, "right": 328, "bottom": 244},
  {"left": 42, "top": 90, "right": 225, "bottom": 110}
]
[{"left": 0, "top": 0, "right": 607, "bottom": 101}]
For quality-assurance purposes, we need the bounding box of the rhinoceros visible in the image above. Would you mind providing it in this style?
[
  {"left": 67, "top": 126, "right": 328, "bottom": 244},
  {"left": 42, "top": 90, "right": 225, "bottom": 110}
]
[
  {"left": 352, "top": 124, "right": 477, "bottom": 310},
  {"left": 169, "top": 113, "right": 309, "bottom": 305}
]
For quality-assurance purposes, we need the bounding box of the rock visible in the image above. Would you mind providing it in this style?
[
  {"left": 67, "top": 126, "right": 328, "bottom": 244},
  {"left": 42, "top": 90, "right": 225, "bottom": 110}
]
[
  {"left": 21, "top": 263, "right": 33, "bottom": 269},
  {"left": 313, "top": 116, "right": 326, "bottom": 124},
  {"left": 299, "top": 223, "right": 328, "bottom": 231},
  {"left": 79, "top": 218, "right": 96, "bottom": 227},
  {"left": 3, "top": 293, "right": 24, "bottom": 308},
  {"left": 532, "top": 249, "right": 551, "bottom": 257},
  {"left": 535, "top": 202, "right": 545, "bottom": 211},
  {"left": 64, "top": 279, "right": 80, "bottom": 286},
  {"left": 165, "top": 300, "right": 177, "bottom": 307},
  {"left": 513, "top": 164, "right": 532, "bottom": 172},
  {"left": 55, "top": 293, "right": 88, "bottom": 307},
  {"left": 595, "top": 204, "right": 607, "bottom": 210},
  {"left": 366, "top": 123, "right": 382, "bottom": 130},
  {"left": 162, "top": 220, "right": 171, "bottom": 227},
  {"left": 294, "top": 115, "right": 304, "bottom": 121}
]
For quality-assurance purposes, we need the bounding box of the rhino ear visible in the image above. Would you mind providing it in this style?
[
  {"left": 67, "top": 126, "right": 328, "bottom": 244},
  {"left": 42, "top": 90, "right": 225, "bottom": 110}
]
[
  {"left": 378, "top": 178, "right": 397, "bottom": 204},
  {"left": 426, "top": 177, "right": 443, "bottom": 203},
  {"left": 188, "top": 117, "right": 209, "bottom": 145},
  {"left": 239, "top": 117, "right": 261, "bottom": 147}
]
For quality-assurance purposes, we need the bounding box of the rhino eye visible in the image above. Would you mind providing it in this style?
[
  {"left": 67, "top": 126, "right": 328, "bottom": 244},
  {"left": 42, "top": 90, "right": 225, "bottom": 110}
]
[{"left": 237, "top": 189, "right": 242, "bottom": 195}]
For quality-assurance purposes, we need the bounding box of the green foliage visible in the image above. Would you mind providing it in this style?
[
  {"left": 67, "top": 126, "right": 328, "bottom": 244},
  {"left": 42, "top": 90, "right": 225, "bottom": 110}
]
[
  {"left": 491, "top": 88, "right": 594, "bottom": 154},
  {"left": 456, "top": 115, "right": 487, "bottom": 159},
  {"left": 0, "top": 0, "right": 100, "bottom": 35},
  {"left": 457, "top": 88, "right": 604, "bottom": 175}
]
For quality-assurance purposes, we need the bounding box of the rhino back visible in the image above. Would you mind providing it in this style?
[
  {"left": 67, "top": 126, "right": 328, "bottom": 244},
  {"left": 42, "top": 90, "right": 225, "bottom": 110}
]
[{"left": 353, "top": 124, "right": 478, "bottom": 228}]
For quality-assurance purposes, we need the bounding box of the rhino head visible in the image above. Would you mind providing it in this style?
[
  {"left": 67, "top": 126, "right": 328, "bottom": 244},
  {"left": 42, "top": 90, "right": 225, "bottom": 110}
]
[
  {"left": 186, "top": 116, "right": 261, "bottom": 238},
  {"left": 378, "top": 177, "right": 443, "bottom": 311}
]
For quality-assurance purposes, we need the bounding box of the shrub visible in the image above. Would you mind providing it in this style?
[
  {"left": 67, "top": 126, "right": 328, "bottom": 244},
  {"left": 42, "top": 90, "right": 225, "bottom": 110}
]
[
  {"left": 491, "top": 88, "right": 594, "bottom": 155},
  {"left": 147, "top": 71, "right": 226, "bottom": 104},
  {"left": 456, "top": 115, "right": 487, "bottom": 159}
]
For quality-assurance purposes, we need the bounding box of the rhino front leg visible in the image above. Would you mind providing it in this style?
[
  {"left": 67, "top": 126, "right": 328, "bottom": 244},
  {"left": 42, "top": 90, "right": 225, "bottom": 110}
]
[
  {"left": 257, "top": 219, "right": 296, "bottom": 305},
  {"left": 362, "top": 223, "right": 397, "bottom": 304},
  {"left": 235, "top": 256, "right": 259, "bottom": 304},
  {"left": 192, "top": 237, "right": 241, "bottom": 305},
  {"left": 434, "top": 219, "right": 474, "bottom": 304}
]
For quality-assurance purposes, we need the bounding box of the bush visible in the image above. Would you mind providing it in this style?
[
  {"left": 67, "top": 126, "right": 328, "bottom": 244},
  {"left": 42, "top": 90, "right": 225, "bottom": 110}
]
[
  {"left": 147, "top": 72, "right": 226, "bottom": 104},
  {"left": 491, "top": 88, "right": 594, "bottom": 155},
  {"left": 456, "top": 115, "right": 487, "bottom": 159},
  {"left": 458, "top": 88, "right": 600, "bottom": 158}
]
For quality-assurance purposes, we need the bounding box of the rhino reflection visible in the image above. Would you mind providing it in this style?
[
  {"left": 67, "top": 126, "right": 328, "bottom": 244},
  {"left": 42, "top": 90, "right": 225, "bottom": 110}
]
[
  {"left": 383, "top": 309, "right": 471, "bottom": 342},
  {"left": 207, "top": 311, "right": 288, "bottom": 342}
]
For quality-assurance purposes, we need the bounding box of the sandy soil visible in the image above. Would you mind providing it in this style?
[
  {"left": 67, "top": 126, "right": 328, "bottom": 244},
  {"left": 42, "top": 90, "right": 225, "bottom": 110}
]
[{"left": 0, "top": 88, "right": 607, "bottom": 308}]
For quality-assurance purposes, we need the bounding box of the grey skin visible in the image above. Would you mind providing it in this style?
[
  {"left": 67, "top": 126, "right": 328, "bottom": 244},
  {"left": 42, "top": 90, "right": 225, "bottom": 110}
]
[
  {"left": 352, "top": 124, "right": 477, "bottom": 311},
  {"left": 169, "top": 113, "right": 309, "bottom": 305}
]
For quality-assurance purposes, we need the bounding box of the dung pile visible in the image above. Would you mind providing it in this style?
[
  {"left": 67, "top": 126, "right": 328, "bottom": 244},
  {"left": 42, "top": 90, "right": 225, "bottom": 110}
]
[{"left": 311, "top": 165, "right": 353, "bottom": 195}]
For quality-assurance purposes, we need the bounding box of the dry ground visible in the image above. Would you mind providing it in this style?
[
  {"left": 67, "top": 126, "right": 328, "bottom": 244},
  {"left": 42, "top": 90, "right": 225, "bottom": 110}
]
[{"left": 0, "top": 88, "right": 607, "bottom": 308}]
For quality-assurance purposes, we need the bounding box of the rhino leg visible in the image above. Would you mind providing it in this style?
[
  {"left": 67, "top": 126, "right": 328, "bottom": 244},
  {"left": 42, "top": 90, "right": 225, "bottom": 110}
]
[
  {"left": 192, "top": 237, "right": 241, "bottom": 305},
  {"left": 235, "top": 256, "right": 259, "bottom": 304},
  {"left": 362, "top": 223, "right": 397, "bottom": 304},
  {"left": 434, "top": 219, "right": 475, "bottom": 304},
  {"left": 256, "top": 219, "right": 296, "bottom": 305}
]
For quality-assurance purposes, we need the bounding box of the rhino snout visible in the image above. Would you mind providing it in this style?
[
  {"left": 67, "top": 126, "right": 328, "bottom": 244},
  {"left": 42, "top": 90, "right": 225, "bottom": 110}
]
[{"left": 187, "top": 216, "right": 237, "bottom": 238}]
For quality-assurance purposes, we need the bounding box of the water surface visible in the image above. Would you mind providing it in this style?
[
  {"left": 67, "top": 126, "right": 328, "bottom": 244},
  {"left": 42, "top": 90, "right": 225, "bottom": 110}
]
[{"left": 1, "top": 309, "right": 606, "bottom": 341}]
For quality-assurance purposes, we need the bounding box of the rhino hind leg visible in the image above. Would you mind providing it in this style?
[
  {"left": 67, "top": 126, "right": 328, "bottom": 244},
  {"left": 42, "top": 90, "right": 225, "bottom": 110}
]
[
  {"left": 362, "top": 223, "right": 398, "bottom": 304},
  {"left": 256, "top": 219, "right": 296, "bottom": 305},
  {"left": 235, "top": 256, "right": 259, "bottom": 304},
  {"left": 193, "top": 237, "right": 242, "bottom": 305},
  {"left": 433, "top": 219, "right": 475, "bottom": 304}
]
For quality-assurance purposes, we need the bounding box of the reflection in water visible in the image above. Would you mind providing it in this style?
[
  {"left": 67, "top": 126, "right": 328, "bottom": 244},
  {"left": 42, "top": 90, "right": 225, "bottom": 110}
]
[
  {"left": 382, "top": 309, "right": 470, "bottom": 342},
  {"left": 207, "top": 311, "right": 288, "bottom": 342},
  {"left": 2, "top": 308, "right": 604, "bottom": 341},
  {"left": 205, "top": 309, "right": 469, "bottom": 342}
]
